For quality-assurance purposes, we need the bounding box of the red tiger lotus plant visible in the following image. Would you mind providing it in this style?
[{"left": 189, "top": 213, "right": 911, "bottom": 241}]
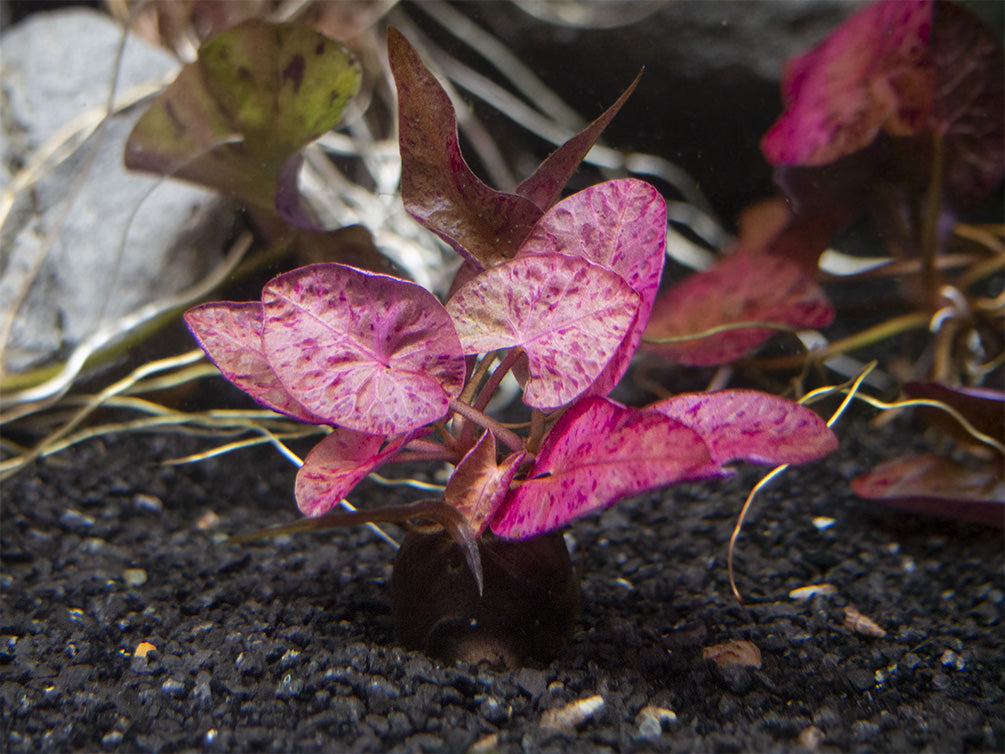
[{"left": 183, "top": 29, "right": 838, "bottom": 667}]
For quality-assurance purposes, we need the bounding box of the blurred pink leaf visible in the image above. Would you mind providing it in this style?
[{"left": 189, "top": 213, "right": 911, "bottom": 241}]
[
  {"left": 295, "top": 429, "right": 412, "bottom": 517},
  {"left": 183, "top": 302, "right": 324, "bottom": 424},
  {"left": 261, "top": 264, "right": 466, "bottom": 434},
  {"left": 642, "top": 248, "right": 832, "bottom": 366},
  {"left": 761, "top": 0, "right": 933, "bottom": 166},
  {"left": 852, "top": 453, "right": 1004, "bottom": 527},
  {"left": 904, "top": 382, "right": 1004, "bottom": 448},
  {"left": 518, "top": 178, "right": 666, "bottom": 395},
  {"left": 492, "top": 397, "right": 718, "bottom": 539},
  {"left": 445, "top": 253, "right": 639, "bottom": 409},
  {"left": 125, "top": 19, "right": 361, "bottom": 224},
  {"left": 516, "top": 73, "right": 641, "bottom": 211},
  {"left": 446, "top": 432, "right": 527, "bottom": 535},
  {"left": 651, "top": 390, "right": 838, "bottom": 466},
  {"left": 388, "top": 27, "right": 542, "bottom": 267}
]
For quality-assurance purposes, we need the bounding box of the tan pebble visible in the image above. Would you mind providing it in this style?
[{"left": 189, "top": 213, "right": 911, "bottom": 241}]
[
  {"left": 702, "top": 639, "right": 762, "bottom": 669},
  {"left": 789, "top": 583, "right": 837, "bottom": 600},
  {"left": 540, "top": 694, "right": 604, "bottom": 731},
  {"left": 843, "top": 606, "right": 886, "bottom": 637},
  {"left": 797, "top": 724, "right": 824, "bottom": 750},
  {"left": 133, "top": 641, "right": 157, "bottom": 657}
]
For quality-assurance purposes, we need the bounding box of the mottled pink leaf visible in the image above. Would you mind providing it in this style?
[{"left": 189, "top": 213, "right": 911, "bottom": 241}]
[
  {"left": 445, "top": 432, "right": 527, "bottom": 535},
  {"left": 642, "top": 248, "right": 833, "bottom": 366},
  {"left": 651, "top": 390, "right": 838, "bottom": 467},
  {"left": 761, "top": 0, "right": 933, "bottom": 166},
  {"left": 295, "top": 429, "right": 413, "bottom": 517},
  {"left": 491, "top": 397, "right": 718, "bottom": 539},
  {"left": 388, "top": 27, "right": 542, "bottom": 267},
  {"left": 518, "top": 179, "right": 667, "bottom": 395},
  {"left": 183, "top": 301, "right": 323, "bottom": 423},
  {"left": 852, "top": 453, "right": 1004, "bottom": 527},
  {"left": 261, "top": 264, "right": 465, "bottom": 434},
  {"left": 445, "top": 253, "right": 639, "bottom": 409},
  {"left": 516, "top": 73, "right": 641, "bottom": 211}
]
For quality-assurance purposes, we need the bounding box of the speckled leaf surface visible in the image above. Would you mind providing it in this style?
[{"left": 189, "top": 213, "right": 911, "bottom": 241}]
[
  {"left": 295, "top": 429, "right": 410, "bottom": 517},
  {"left": 125, "top": 19, "right": 360, "bottom": 219},
  {"left": 515, "top": 74, "right": 641, "bottom": 211},
  {"left": 642, "top": 249, "right": 833, "bottom": 366},
  {"left": 651, "top": 390, "right": 838, "bottom": 467},
  {"left": 445, "top": 254, "right": 639, "bottom": 409},
  {"left": 761, "top": 0, "right": 932, "bottom": 166},
  {"left": 518, "top": 179, "right": 666, "bottom": 394},
  {"left": 183, "top": 302, "right": 323, "bottom": 424},
  {"left": 388, "top": 27, "right": 542, "bottom": 267},
  {"left": 261, "top": 264, "right": 465, "bottom": 435},
  {"left": 492, "top": 397, "right": 717, "bottom": 539},
  {"left": 852, "top": 453, "right": 1004, "bottom": 527},
  {"left": 445, "top": 432, "right": 527, "bottom": 536}
]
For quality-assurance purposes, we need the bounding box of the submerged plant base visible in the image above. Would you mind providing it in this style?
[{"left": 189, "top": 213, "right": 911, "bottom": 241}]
[{"left": 390, "top": 529, "right": 579, "bottom": 669}]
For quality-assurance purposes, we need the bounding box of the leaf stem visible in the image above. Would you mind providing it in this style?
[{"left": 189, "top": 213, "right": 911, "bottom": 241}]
[
  {"left": 920, "top": 130, "right": 945, "bottom": 310},
  {"left": 449, "top": 397, "right": 525, "bottom": 454}
]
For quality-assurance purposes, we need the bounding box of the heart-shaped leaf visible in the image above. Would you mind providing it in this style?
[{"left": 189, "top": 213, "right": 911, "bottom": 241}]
[
  {"left": 445, "top": 432, "right": 527, "bottom": 535},
  {"left": 296, "top": 429, "right": 413, "bottom": 517},
  {"left": 651, "top": 390, "right": 838, "bottom": 466},
  {"left": 445, "top": 254, "right": 639, "bottom": 409},
  {"left": 642, "top": 248, "right": 833, "bottom": 366},
  {"left": 388, "top": 27, "right": 542, "bottom": 267},
  {"left": 125, "top": 19, "right": 361, "bottom": 224},
  {"left": 760, "top": 0, "right": 933, "bottom": 166},
  {"left": 852, "top": 453, "right": 1004, "bottom": 527},
  {"left": 517, "top": 178, "right": 667, "bottom": 395},
  {"left": 183, "top": 301, "right": 324, "bottom": 424},
  {"left": 491, "top": 397, "right": 717, "bottom": 539},
  {"left": 261, "top": 264, "right": 466, "bottom": 434}
]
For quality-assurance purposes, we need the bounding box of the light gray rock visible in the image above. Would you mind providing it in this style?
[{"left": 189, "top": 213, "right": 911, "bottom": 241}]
[{"left": 1, "top": 9, "right": 233, "bottom": 376}]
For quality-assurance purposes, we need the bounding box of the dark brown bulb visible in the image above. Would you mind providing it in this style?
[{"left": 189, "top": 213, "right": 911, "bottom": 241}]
[{"left": 390, "top": 529, "right": 579, "bottom": 669}]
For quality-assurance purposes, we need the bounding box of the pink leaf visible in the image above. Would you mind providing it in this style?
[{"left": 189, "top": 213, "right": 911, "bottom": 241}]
[
  {"left": 642, "top": 249, "right": 833, "bottom": 366},
  {"left": 852, "top": 453, "right": 1004, "bottom": 527},
  {"left": 445, "top": 432, "right": 527, "bottom": 535},
  {"left": 651, "top": 390, "right": 838, "bottom": 467},
  {"left": 261, "top": 264, "right": 465, "bottom": 434},
  {"left": 518, "top": 179, "right": 667, "bottom": 395},
  {"left": 761, "top": 0, "right": 933, "bottom": 166},
  {"left": 184, "top": 302, "right": 323, "bottom": 423},
  {"left": 387, "top": 27, "right": 542, "bottom": 267},
  {"left": 445, "top": 254, "right": 640, "bottom": 409},
  {"left": 295, "top": 429, "right": 411, "bottom": 517},
  {"left": 904, "top": 382, "right": 1004, "bottom": 448},
  {"left": 516, "top": 73, "right": 641, "bottom": 211},
  {"left": 491, "top": 397, "right": 717, "bottom": 539}
]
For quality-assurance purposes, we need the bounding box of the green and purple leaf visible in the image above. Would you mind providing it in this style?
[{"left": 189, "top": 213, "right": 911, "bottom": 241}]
[
  {"left": 445, "top": 254, "right": 639, "bottom": 409},
  {"left": 651, "top": 390, "right": 838, "bottom": 466},
  {"left": 852, "top": 453, "right": 1004, "bottom": 527},
  {"left": 125, "top": 19, "right": 361, "bottom": 225},
  {"left": 261, "top": 264, "right": 466, "bottom": 434},
  {"left": 491, "top": 397, "right": 717, "bottom": 539},
  {"left": 295, "top": 429, "right": 413, "bottom": 517},
  {"left": 183, "top": 301, "right": 324, "bottom": 424},
  {"left": 518, "top": 178, "right": 666, "bottom": 395},
  {"left": 515, "top": 73, "right": 642, "bottom": 211},
  {"left": 388, "top": 27, "right": 542, "bottom": 267},
  {"left": 445, "top": 432, "right": 527, "bottom": 536}
]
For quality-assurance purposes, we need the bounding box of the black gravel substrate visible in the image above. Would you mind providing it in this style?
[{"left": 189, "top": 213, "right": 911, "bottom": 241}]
[{"left": 2, "top": 410, "right": 1002, "bottom": 752}]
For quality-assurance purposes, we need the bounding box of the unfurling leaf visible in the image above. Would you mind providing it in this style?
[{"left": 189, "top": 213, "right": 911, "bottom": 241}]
[
  {"left": 651, "top": 390, "right": 838, "bottom": 466},
  {"left": 125, "top": 19, "right": 361, "bottom": 224},
  {"left": 446, "top": 432, "right": 527, "bottom": 535},
  {"left": 184, "top": 302, "right": 324, "bottom": 424},
  {"left": 445, "top": 254, "right": 639, "bottom": 409},
  {"left": 492, "top": 397, "right": 717, "bottom": 539},
  {"left": 852, "top": 453, "right": 1004, "bottom": 527},
  {"left": 295, "top": 429, "right": 412, "bottom": 516},
  {"left": 387, "top": 27, "right": 541, "bottom": 267},
  {"left": 518, "top": 179, "right": 666, "bottom": 395},
  {"left": 261, "top": 264, "right": 466, "bottom": 434}
]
